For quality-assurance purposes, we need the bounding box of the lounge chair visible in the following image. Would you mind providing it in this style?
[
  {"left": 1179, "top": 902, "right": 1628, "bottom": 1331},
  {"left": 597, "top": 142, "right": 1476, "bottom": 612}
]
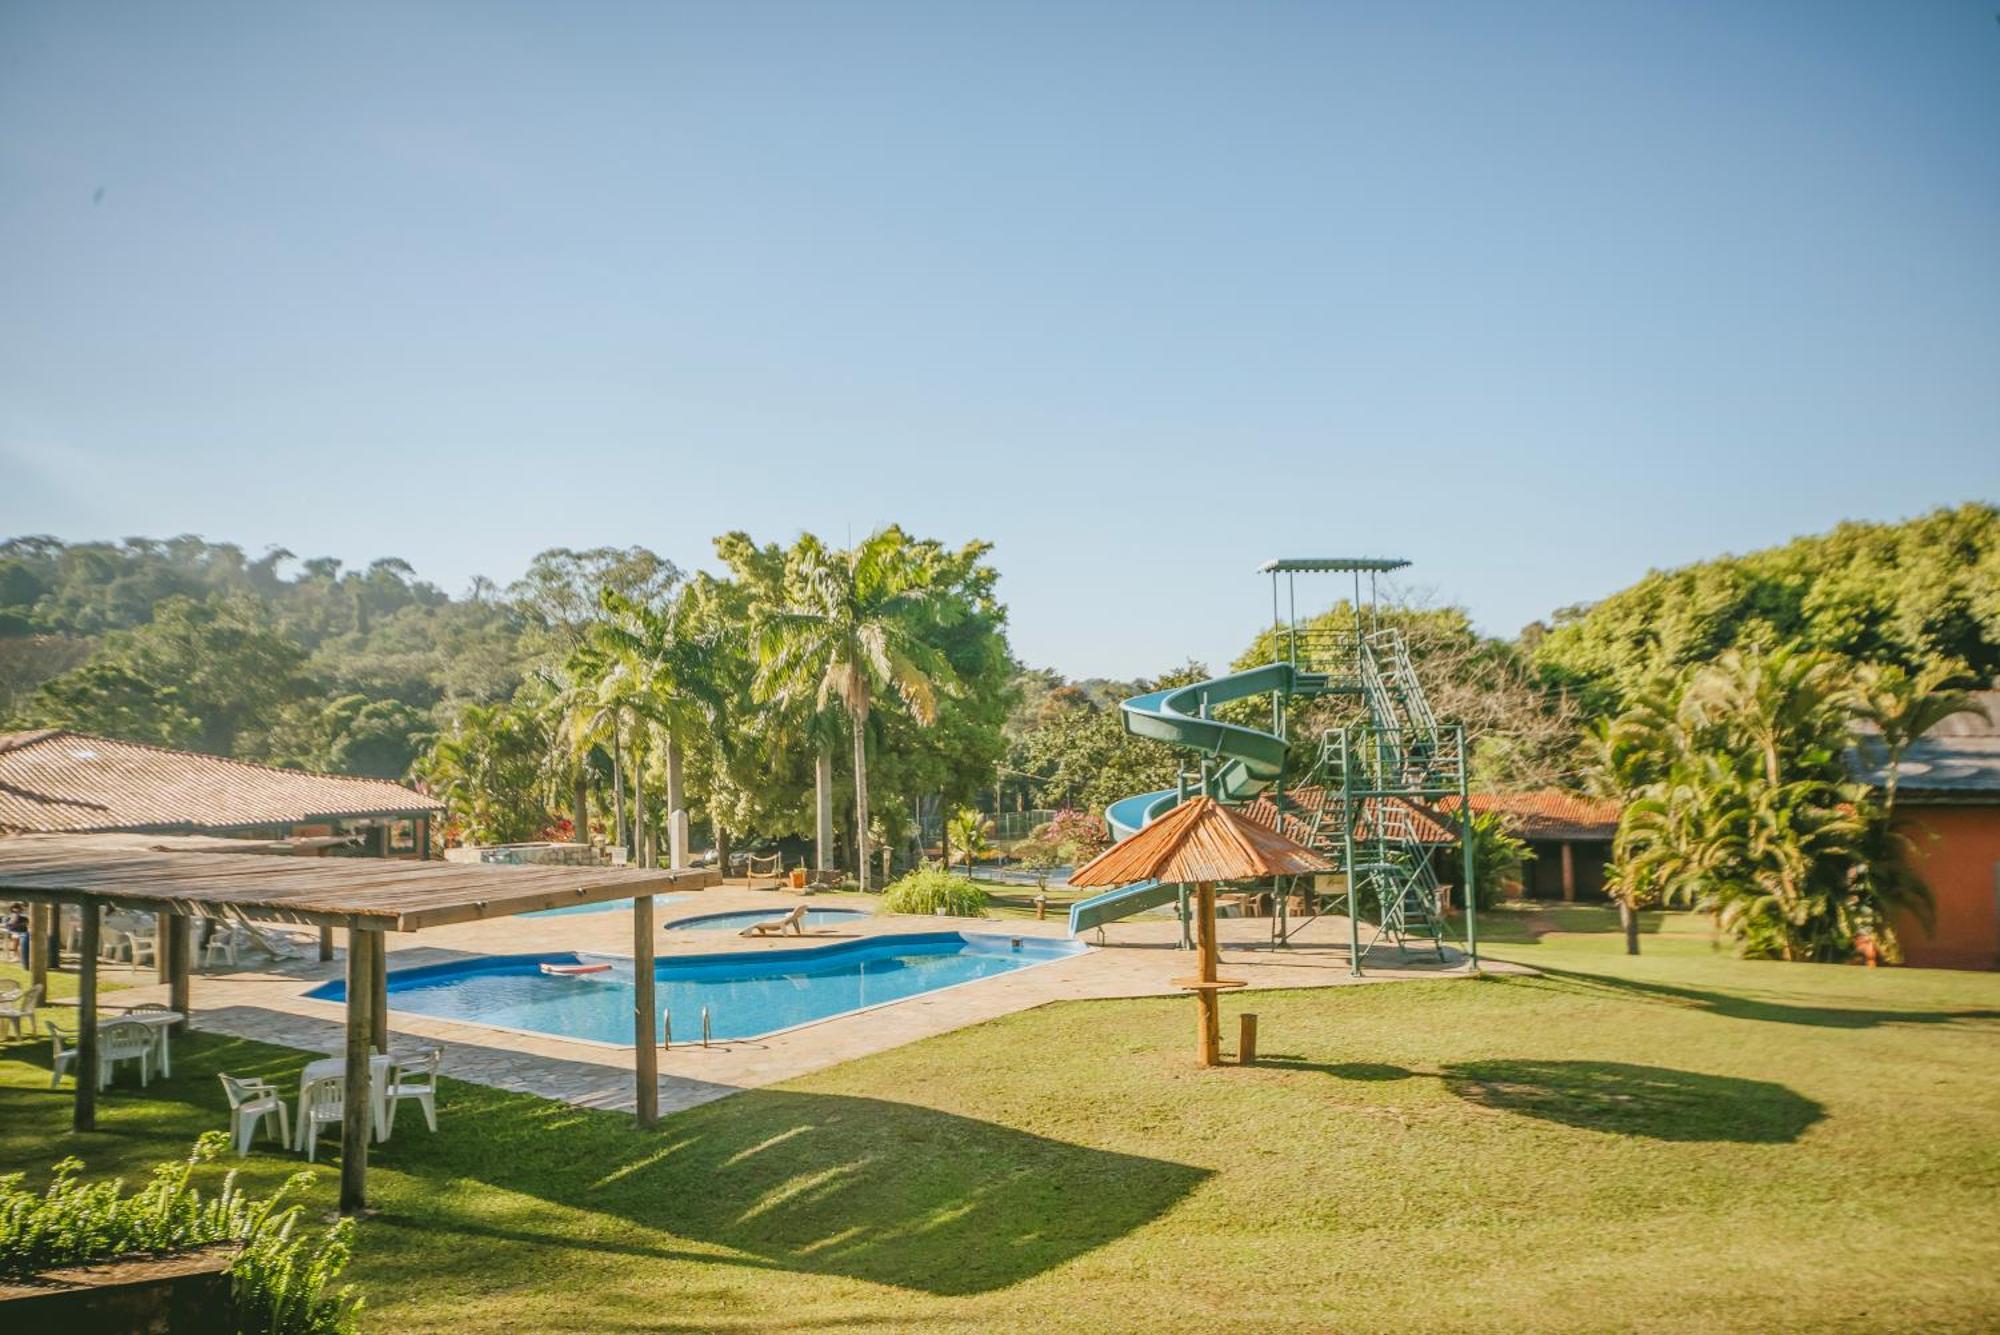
[{"left": 741, "top": 906, "right": 807, "bottom": 937}]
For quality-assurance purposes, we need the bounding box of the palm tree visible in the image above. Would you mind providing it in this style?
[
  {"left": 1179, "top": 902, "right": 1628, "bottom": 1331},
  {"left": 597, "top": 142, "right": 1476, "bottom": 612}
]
[
  {"left": 754, "top": 529, "right": 955, "bottom": 890},
  {"left": 1851, "top": 662, "right": 1988, "bottom": 812},
  {"left": 592, "top": 588, "right": 716, "bottom": 868}
]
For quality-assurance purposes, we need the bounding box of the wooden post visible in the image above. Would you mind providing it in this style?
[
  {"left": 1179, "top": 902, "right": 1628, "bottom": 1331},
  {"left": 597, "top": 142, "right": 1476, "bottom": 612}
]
[
  {"left": 1239, "top": 1013, "right": 1258, "bottom": 1066},
  {"left": 1195, "top": 880, "right": 1220, "bottom": 1067},
  {"left": 75, "top": 906, "right": 99, "bottom": 1132},
  {"left": 28, "top": 902, "right": 51, "bottom": 996},
  {"left": 155, "top": 912, "right": 172, "bottom": 983},
  {"left": 340, "top": 928, "right": 374, "bottom": 1215},
  {"left": 167, "top": 915, "right": 191, "bottom": 1033},
  {"left": 634, "top": 894, "right": 659, "bottom": 1127},
  {"left": 319, "top": 926, "right": 334, "bottom": 962},
  {"left": 369, "top": 931, "right": 389, "bottom": 1053},
  {"left": 1561, "top": 842, "right": 1576, "bottom": 903}
]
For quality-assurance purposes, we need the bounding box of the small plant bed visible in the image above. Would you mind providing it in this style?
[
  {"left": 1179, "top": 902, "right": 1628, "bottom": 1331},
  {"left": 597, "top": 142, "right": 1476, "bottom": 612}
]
[{"left": 0, "top": 1134, "right": 360, "bottom": 1333}]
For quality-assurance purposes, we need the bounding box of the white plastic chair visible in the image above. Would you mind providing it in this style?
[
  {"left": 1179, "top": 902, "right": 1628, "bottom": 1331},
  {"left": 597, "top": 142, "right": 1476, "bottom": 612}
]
[
  {"left": 384, "top": 1048, "right": 442, "bottom": 1134},
  {"left": 98, "top": 1018, "right": 154, "bottom": 1088},
  {"left": 203, "top": 926, "right": 240, "bottom": 969},
  {"left": 219, "top": 1074, "right": 291, "bottom": 1157},
  {"left": 124, "top": 1002, "right": 174, "bottom": 1077},
  {"left": 125, "top": 927, "right": 159, "bottom": 969},
  {"left": 295, "top": 1075, "right": 347, "bottom": 1162},
  {"left": 46, "top": 1019, "right": 77, "bottom": 1088},
  {"left": 0, "top": 984, "right": 42, "bottom": 1037}
]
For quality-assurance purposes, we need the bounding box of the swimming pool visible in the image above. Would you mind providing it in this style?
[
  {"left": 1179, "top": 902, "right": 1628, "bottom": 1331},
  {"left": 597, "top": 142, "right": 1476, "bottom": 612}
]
[
  {"left": 666, "top": 906, "right": 869, "bottom": 932},
  {"left": 308, "top": 933, "right": 1086, "bottom": 1044},
  {"left": 523, "top": 893, "right": 688, "bottom": 919}
]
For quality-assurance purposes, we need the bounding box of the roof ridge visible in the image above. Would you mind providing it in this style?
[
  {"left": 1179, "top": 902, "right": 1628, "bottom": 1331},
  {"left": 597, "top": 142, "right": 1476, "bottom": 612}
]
[{"left": 9, "top": 729, "right": 425, "bottom": 791}]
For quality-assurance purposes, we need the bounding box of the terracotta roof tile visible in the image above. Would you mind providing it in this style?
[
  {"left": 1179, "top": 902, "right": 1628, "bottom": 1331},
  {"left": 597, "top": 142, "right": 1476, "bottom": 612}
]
[
  {"left": 1070, "top": 797, "right": 1332, "bottom": 886},
  {"left": 1431, "top": 790, "right": 1622, "bottom": 841},
  {"left": 0, "top": 730, "right": 442, "bottom": 835}
]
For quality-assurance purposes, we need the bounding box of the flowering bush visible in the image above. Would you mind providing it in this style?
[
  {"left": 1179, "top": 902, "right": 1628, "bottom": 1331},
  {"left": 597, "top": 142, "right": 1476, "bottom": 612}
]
[{"left": 1041, "top": 808, "right": 1108, "bottom": 864}]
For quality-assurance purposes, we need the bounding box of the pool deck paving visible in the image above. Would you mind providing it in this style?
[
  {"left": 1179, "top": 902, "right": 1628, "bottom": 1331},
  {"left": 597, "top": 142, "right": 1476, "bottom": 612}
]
[{"left": 94, "top": 882, "right": 1524, "bottom": 1116}]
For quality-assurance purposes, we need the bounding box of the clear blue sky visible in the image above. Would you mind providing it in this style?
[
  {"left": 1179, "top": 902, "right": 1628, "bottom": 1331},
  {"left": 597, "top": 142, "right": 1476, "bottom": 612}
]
[{"left": 4, "top": 1, "right": 1996, "bottom": 679}]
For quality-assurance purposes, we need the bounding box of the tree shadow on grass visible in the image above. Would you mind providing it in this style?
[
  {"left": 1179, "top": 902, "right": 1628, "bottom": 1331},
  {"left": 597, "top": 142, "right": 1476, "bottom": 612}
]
[
  {"left": 1515, "top": 964, "right": 2000, "bottom": 1031},
  {"left": 1442, "top": 1059, "right": 1823, "bottom": 1143},
  {"left": 1259, "top": 1057, "right": 1415, "bottom": 1081},
  {"left": 380, "top": 1082, "right": 1210, "bottom": 1298}
]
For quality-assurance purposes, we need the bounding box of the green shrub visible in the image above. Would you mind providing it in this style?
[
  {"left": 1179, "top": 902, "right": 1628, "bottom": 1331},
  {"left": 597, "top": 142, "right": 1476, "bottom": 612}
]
[
  {"left": 880, "top": 866, "right": 988, "bottom": 917},
  {"left": 0, "top": 1134, "right": 360, "bottom": 1334}
]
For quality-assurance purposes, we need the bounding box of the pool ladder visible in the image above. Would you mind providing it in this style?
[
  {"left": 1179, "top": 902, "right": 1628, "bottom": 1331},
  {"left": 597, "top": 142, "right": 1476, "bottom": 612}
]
[{"left": 660, "top": 1006, "right": 713, "bottom": 1050}]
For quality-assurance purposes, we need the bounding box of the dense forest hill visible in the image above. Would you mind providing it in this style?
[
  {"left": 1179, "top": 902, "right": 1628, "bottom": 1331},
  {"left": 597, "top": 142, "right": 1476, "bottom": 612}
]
[
  {"left": 1532, "top": 503, "right": 2000, "bottom": 714},
  {"left": 0, "top": 537, "right": 661, "bottom": 777},
  {"left": 3, "top": 505, "right": 1994, "bottom": 807}
]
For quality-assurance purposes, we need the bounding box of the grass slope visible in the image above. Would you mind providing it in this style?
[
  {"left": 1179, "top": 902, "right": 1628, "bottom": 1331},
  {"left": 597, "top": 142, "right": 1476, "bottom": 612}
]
[{"left": 3, "top": 909, "right": 1998, "bottom": 1332}]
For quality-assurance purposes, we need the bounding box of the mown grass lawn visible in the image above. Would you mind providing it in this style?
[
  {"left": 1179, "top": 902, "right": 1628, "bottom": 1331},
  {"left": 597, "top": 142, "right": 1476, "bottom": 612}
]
[{"left": 4, "top": 908, "right": 1998, "bottom": 1332}]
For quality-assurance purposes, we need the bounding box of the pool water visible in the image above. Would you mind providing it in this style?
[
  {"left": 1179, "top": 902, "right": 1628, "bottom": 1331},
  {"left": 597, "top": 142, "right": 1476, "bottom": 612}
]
[
  {"left": 666, "top": 907, "right": 869, "bottom": 932},
  {"left": 523, "top": 893, "right": 688, "bottom": 919},
  {"left": 308, "top": 933, "right": 1085, "bottom": 1043}
]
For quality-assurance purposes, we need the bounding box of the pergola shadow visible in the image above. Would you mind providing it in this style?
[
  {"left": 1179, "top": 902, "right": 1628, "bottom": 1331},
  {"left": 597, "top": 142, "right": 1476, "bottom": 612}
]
[{"left": 379, "top": 1083, "right": 1211, "bottom": 1297}]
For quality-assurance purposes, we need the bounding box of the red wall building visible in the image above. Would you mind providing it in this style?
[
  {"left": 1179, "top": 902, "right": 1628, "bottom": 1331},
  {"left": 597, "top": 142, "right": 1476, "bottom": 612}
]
[{"left": 1860, "top": 692, "right": 2000, "bottom": 971}]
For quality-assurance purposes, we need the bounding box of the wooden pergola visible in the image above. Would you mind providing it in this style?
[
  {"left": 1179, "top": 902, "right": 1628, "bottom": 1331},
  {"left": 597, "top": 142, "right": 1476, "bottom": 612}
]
[{"left": 0, "top": 835, "right": 718, "bottom": 1212}]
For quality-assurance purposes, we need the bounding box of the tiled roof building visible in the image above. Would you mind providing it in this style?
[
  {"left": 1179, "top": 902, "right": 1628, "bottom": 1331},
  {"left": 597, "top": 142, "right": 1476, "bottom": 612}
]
[{"left": 0, "top": 729, "right": 442, "bottom": 836}]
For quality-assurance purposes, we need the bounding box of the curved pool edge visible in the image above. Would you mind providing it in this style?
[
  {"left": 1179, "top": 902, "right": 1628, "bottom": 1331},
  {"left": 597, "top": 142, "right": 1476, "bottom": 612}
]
[{"left": 304, "top": 929, "right": 1094, "bottom": 1048}]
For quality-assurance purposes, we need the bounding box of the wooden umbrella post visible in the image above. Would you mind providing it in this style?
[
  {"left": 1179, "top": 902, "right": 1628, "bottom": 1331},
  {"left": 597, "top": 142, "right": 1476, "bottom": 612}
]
[{"left": 1195, "top": 880, "right": 1220, "bottom": 1067}]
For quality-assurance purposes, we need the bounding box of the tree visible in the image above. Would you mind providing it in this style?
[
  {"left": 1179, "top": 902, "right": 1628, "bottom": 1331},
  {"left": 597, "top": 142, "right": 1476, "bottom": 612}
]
[
  {"left": 754, "top": 529, "right": 957, "bottom": 891},
  {"left": 1234, "top": 598, "right": 1585, "bottom": 791},
  {"left": 1535, "top": 504, "right": 2000, "bottom": 716},
  {"left": 946, "top": 808, "right": 993, "bottom": 873},
  {"left": 15, "top": 595, "right": 309, "bottom": 757},
  {"left": 419, "top": 701, "right": 555, "bottom": 845},
  {"left": 1591, "top": 647, "right": 1950, "bottom": 962}
]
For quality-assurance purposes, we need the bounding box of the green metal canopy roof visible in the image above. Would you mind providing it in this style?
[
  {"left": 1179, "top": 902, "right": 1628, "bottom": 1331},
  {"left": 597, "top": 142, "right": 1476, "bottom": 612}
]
[{"left": 1257, "top": 557, "right": 1411, "bottom": 574}]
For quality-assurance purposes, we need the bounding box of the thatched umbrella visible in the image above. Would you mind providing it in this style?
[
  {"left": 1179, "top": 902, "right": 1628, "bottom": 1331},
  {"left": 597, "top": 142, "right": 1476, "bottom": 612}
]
[{"left": 1070, "top": 797, "right": 1332, "bottom": 1066}]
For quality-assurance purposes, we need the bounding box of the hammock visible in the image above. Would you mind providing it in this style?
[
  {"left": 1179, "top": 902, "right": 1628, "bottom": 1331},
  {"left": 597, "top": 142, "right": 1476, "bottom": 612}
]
[{"left": 744, "top": 853, "right": 784, "bottom": 878}]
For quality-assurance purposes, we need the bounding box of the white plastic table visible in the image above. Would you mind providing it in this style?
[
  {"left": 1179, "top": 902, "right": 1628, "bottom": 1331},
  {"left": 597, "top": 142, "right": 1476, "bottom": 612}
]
[{"left": 300, "top": 1052, "right": 398, "bottom": 1143}]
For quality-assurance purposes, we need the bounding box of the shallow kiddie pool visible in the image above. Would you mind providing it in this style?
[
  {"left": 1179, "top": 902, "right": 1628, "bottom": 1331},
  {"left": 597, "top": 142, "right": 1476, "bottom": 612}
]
[{"left": 307, "top": 932, "right": 1085, "bottom": 1044}]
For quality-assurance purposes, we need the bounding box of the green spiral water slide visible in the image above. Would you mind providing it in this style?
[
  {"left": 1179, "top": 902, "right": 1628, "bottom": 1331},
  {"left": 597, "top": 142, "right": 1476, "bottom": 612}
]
[{"left": 1066, "top": 661, "right": 1326, "bottom": 936}]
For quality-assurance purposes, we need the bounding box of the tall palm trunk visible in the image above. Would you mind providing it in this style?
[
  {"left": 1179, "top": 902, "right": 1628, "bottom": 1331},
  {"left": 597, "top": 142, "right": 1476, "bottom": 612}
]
[
  {"left": 631, "top": 724, "right": 649, "bottom": 870},
  {"left": 852, "top": 714, "right": 870, "bottom": 891},
  {"left": 571, "top": 774, "right": 589, "bottom": 845},
  {"left": 814, "top": 745, "right": 835, "bottom": 872},
  {"left": 665, "top": 734, "right": 686, "bottom": 869},
  {"left": 1620, "top": 897, "right": 1640, "bottom": 955},
  {"left": 611, "top": 718, "right": 627, "bottom": 858}
]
